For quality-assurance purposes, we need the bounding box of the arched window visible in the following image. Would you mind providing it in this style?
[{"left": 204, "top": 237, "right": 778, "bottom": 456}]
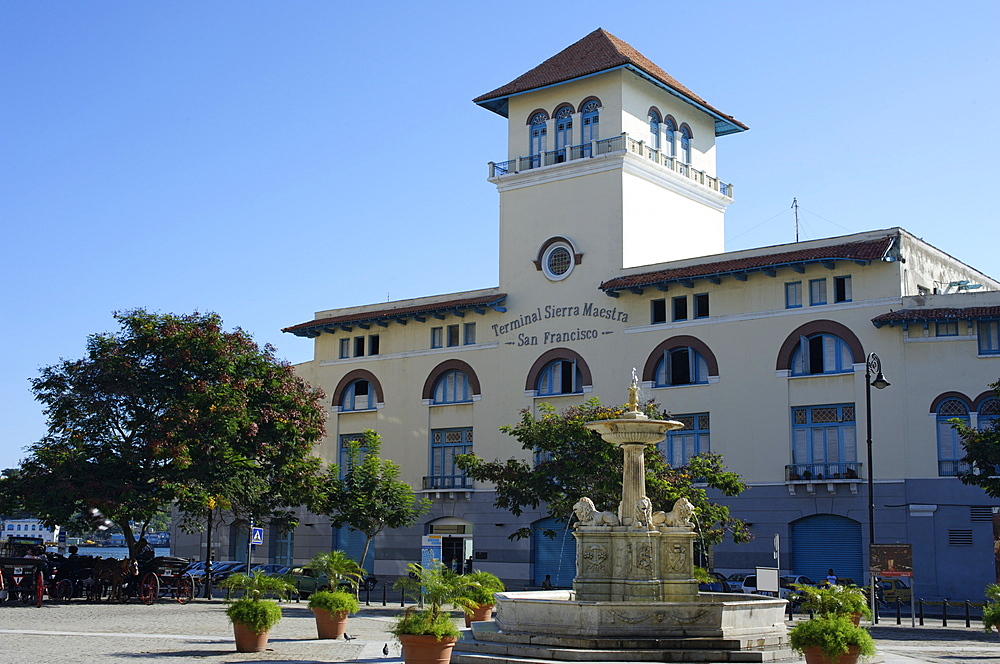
[
  {"left": 537, "top": 359, "right": 583, "bottom": 396},
  {"left": 432, "top": 370, "right": 472, "bottom": 404},
  {"left": 341, "top": 379, "right": 374, "bottom": 411},
  {"left": 654, "top": 347, "right": 709, "bottom": 386},
  {"left": 937, "top": 398, "right": 970, "bottom": 476},
  {"left": 529, "top": 111, "right": 548, "bottom": 168},
  {"left": 664, "top": 117, "right": 676, "bottom": 158},
  {"left": 791, "top": 334, "right": 854, "bottom": 376},
  {"left": 680, "top": 126, "right": 692, "bottom": 164},
  {"left": 648, "top": 109, "right": 661, "bottom": 151},
  {"left": 554, "top": 106, "right": 573, "bottom": 162},
  {"left": 979, "top": 398, "right": 1000, "bottom": 429},
  {"left": 580, "top": 100, "right": 600, "bottom": 155}
]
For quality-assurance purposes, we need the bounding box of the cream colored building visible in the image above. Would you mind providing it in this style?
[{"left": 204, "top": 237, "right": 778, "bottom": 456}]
[{"left": 177, "top": 30, "right": 1000, "bottom": 599}]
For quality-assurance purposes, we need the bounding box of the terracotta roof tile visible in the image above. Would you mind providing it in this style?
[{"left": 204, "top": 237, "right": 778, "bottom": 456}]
[
  {"left": 872, "top": 307, "right": 1000, "bottom": 326},
  {"left": 600, "top": 237, "right": 894, "bottom": 292},
  {"left": 283, "top": 294, "right": 507, "bottom": 337},
  {"left": 474, "top": 29, "right": 745, "bottom": 132}
]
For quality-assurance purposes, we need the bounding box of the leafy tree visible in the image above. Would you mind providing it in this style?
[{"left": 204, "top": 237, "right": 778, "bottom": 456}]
[
  {"left": 455, "top": 398, "right": 750, "bottom": 545},
  {"left": 957, "top": 379, "right": 1000, "bottom": 496},
  {"left": 312, "top": 430, "right": 430, "bottom": 568},
  {"left": 0, "top": 309, "right": 326, "bottom": 556}
]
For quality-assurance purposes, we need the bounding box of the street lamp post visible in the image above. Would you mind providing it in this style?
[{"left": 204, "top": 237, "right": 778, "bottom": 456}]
[{"left": 865, "top": 352, "right": 890, "bottom": 621}]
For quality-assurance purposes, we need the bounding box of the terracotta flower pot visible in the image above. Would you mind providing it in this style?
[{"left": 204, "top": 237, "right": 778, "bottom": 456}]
[
  {"left": 850, "top": 612, "right": 862, "bottom": 625},
  {"left": 313, "top": 607, "right": 350, "bottom": 639},
  {"left": 232, "top": 622, "right": 270, "bottom": 653},
  {"left": 464, "top": 604, "right": 494, "bottom": 627},
  {"left": 398, "top": 633, "right": 457, "bottom": 664},
  {"left": 802, "top": 644, "right": 863, "bottom": 664}
]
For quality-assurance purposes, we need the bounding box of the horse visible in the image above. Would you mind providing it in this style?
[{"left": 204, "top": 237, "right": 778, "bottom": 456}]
[{"left": 92, "top": 557, "right": 139, "bottom": 601}]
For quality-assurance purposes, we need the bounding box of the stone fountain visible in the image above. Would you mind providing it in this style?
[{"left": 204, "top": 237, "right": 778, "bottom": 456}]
[{"left": 451, "top": 374, "right": 794, "bottom": 663}]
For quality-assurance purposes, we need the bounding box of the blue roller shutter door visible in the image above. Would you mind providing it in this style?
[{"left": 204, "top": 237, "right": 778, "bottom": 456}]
[
  {"left": 532, "top": 517, "right": 576, "bottom": 587},
  {"left": 790, "top": 515, "right": 863, "bottom": 583},
  {"left": 335, "top": 527, "right": 375, "bottom": 572}
]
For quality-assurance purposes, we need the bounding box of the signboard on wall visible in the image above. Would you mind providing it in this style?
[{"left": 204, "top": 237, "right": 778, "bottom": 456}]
[
  {"left": 421, "top": 534, "right": 443, "bottom": 568},
  {"left": 870, "top": 543, "right": 913, "bottom": 577}
]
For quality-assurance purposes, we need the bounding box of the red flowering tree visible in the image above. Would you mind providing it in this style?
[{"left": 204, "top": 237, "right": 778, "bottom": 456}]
[{"left": 0, "top": 309, "right": 326, "bottom": 556}]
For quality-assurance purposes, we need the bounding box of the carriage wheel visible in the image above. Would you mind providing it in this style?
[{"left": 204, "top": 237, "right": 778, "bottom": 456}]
[
  {"left": 140, "top": 572, "right": 159, "bottom": 605},
  {"left": 174, "top": 573, "right": 193, "bottom": 604},
  {"left": 55, "top": 579, "right": 74, "bottom": 601}
]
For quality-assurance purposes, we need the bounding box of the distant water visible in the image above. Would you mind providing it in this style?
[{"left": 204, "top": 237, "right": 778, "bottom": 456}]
[{"left": 64, "top": 546, "right": 172, "bottom": 559}]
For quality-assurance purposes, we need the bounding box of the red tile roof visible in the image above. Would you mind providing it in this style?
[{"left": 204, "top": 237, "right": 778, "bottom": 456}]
[
  {"left": 474, "top": 29, "right": 746, "bottom": 133},
  {"left": 600, "top": 236, "right": 894, "bottom": 293},
  {"left": 283, "top": 293, "right": 507, "bottom": 338},
  {"left": 872, "top": 307, "right": 1000, "bottom": 327}
]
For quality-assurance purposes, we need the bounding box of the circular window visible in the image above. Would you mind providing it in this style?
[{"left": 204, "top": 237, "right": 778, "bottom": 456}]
[{"left": 542, "top": 242, "right": 574, "bottom": 281}]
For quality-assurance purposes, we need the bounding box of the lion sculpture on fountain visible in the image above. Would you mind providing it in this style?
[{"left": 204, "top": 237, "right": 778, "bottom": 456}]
[
  {"left": 573, "top": 496, "right": 620, "bottom": 527},
  {"left": 650, "top": 496, "right": 695, "bottom": 528}
]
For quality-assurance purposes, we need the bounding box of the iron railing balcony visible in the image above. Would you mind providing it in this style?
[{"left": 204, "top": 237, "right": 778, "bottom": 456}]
[
  {"left": 422, "top": 475, "right": 474, "bottom": 490},
  {"left": 488, "top": 132, "right": 733, "bottom": 199},
  {"left": 785, "top": 462, "right": 862, "bottom": 482}
]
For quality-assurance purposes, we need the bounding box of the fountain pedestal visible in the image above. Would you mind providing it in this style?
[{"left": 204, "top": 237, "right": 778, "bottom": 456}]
[{"left": 573, "top": 526, "right": 697, "bottom": 603}]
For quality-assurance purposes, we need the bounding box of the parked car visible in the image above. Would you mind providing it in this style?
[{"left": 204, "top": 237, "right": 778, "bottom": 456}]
[
  {"left": 878, "top": 577, "right": 911, "bottom": 603},
  {"left": 250, "top": 564, "right": 291, "bottom": 577},
  {"left": 698, "top": 572, "right": 733, "bottom": 593},
  {"left": 727, "top": 572, "right": 750, "bottom": 593},
  {"left": 284, "top": 566, "right": 330, "bottom": 599}
]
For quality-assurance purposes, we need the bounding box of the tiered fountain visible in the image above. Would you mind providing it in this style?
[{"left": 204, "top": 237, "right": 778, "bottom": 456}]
[{"left": 452, "top": 375, "right": 794, "bottom": 663}]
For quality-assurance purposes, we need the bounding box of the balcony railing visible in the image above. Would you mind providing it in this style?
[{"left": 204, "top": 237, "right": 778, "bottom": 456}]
[
  {"left": 423, "top": 475, "right": 473, "bottom": 490},
  {"left": 488, "top": 132, "right": 732, "bottom": 198},
  {"left": 785, "top": 462, "right": 861, "bottom": 482},
  {"left": 939, "top": 460, "right": 971, "bottom": 477}
]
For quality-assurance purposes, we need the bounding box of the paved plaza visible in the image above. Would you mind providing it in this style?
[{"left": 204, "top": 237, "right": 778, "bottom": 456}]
[{"left": 1, "top": 599, "right": 999, "bottom": 663}]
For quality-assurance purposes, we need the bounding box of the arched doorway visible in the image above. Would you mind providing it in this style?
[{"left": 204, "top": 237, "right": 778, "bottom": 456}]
[
  {"left": 532, "top": 517, "right": 576, "bottom": 588},
  {"left": 428, "top": 517, "right": 473, "bottom": 574},
  {"left": 790, "top": 514, "right": 863, "bottom": 583}
]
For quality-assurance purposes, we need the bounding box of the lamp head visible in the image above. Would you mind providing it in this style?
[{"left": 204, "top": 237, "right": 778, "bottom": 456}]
[{"left": 872, "top": 372, "right": 891, "bottom": 390}]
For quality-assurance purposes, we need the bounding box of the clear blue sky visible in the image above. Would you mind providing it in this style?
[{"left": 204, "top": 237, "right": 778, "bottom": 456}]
[{"left": 3, "top": 1, "right": 998, "bottom": 470}]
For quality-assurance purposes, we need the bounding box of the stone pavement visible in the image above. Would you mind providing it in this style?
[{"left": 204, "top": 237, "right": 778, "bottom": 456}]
[{"left": 2, "top": 599, "right": 999, "bottom": 663}]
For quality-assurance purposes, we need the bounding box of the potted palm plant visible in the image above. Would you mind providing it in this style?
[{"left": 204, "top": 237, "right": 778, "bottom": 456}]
[
  {"left": 392, "top": 562, "right": 468, "bottom": 664},
  {"left": 219, "top": 570, "right": 295, "bottom": 653},
  {"left": 788, "top": 614, "right": 876, "bottom": 664},
  {"left": 459, "top": 570, "right": 505, "bottom": 627},
  {"left": 305, "top": 551, "right": 365, "bottom": 639},
  {"left": 795, "top": 583, "right": 872, "bottom": 624}
]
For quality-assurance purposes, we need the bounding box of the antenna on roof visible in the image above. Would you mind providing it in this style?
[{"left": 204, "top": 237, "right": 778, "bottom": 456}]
[{"left": 791, "top": 198, "right": 800, "bottom": 242}]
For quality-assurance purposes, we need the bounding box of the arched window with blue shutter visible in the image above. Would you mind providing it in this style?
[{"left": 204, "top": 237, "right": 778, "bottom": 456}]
[
  {"left": 432, "top": 370, "right": 471, "bottom": 404},
  {"left": 654, "top": 347, "right": 709, "bottom": 386},
  {"left": 537, "top": 359, "right": 582, "bottom": 396},
  {"left": 554, "top": 106, "right": 573, "bottom": 162},
  {"left": 341, "top": 379, "right": 374, "bottom": 411},
  {"left": 664, "top": 117, "right": 676, "bottom": 158},
  {"left": 680, "top": 125, "right": 692, "bottom": 164},
  {"left": 529, "top": 111, "right": 548, "bottom": 168},
  {"left": 937, "top": 398, "right": 970, "bottom": 476},
  {"left": 648, "top": 109, "right": 661, "bottom": 151},
  {"left": 580, "top": 100, "right": 600, "bottom": 155},
  {"left": 791, "top": 334, "right": 854, "bottom": 376}
]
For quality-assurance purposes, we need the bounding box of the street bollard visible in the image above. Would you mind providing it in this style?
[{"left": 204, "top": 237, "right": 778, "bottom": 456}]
[
  {"left": 942, "top": 598, "right": 948, "bottom": 626},
  {"left": 381, "top": 583, "right": 387, "bottom": 606},
  {"left": 919, "top": 599, "right": 924, "bottom": 625},
  {"left": 965, "top": 599, "right": 971, "bottom": 627}
]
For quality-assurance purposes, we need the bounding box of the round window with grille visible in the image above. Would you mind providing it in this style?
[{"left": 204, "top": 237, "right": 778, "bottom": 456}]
[{"left": 542, "top": 242, "right": 574, "bottom": 281}]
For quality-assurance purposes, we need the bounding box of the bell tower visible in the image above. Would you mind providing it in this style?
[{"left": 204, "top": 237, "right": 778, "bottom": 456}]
[{"left": 474, "top": 29, "right": 747, "bottom": 294}]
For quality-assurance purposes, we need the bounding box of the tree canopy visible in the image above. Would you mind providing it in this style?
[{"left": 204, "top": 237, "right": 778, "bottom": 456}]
[
  {"left": 311, "top": 429, "right": 430, "bottom": 568},
  {"left": 957, "top": 379, "right": 1000, "bottom": 497},
  {"left": 455, "top": 398, "right": 750, "bottom": 545},
  {"left": 0, "top": 309, "right": 326, "bottom": 554}
]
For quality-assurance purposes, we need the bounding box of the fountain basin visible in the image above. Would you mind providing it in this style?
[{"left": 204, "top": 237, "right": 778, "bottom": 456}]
[{"left": 492, "top": 590, "right": 788, "bottom": 640}]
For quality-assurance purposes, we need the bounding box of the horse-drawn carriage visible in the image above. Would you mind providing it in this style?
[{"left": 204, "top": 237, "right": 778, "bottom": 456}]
[
  {"left": 0, "top": 536, "right": 48, "bottom": 607},
  {"left": 137, "top": 556, "right": 194, "bottom": 604}
]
